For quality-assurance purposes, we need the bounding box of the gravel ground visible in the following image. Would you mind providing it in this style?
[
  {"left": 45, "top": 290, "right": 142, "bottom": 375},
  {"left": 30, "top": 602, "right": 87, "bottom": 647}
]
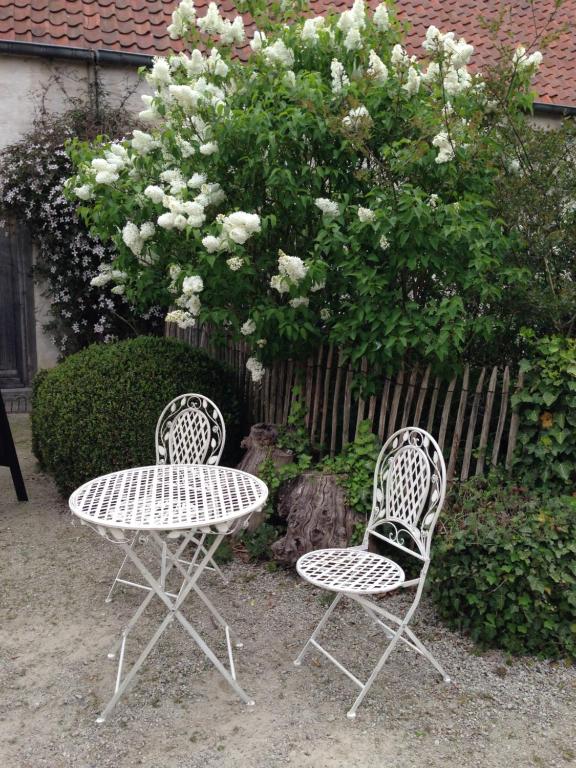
[{"left": 1, "top": 414, "right": 575, "bottom": 768}]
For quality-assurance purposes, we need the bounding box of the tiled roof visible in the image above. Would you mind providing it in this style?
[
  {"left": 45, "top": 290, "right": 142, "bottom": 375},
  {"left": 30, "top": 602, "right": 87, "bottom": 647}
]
[{"left": 0, "top": 0, "right": 574, "bottom": 106}]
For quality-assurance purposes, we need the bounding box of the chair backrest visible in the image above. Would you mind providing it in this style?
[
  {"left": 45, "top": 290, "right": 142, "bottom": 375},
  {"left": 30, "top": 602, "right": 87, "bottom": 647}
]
[
  {"left": 366, "top": 427, "right": 446, "bottom": 562},
  {"left": 155, "top": 393, "right": 225, "bottom": 466}
]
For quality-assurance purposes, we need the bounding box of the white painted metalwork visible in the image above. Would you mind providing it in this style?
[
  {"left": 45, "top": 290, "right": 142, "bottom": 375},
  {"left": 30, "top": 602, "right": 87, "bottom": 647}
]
[
  {"left": 294, "top": 426, "right": 449, "bottom": 719},
  {"left": 69, "top": 463, "right": 268, "bottom": 722},
  {"left": 105, "top": 394, "right": 227, "bottom": 602}
]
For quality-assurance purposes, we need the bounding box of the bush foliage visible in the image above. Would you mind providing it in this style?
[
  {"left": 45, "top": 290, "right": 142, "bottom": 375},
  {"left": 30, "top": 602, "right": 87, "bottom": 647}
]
[
  {"left": 32, "top": 336, "right": 244, "bottom": 495},
  {"left": 512, "top": 333, "right": 576, "bottom": 491},
  {"left": 431, "top": 476, "right": 576, "bottom": 660}
]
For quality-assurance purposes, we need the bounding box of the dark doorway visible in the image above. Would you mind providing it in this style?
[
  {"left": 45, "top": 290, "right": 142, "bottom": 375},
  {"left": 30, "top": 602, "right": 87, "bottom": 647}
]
[{"left": 0, "top": 222, "right": 36, "bottom": 388}]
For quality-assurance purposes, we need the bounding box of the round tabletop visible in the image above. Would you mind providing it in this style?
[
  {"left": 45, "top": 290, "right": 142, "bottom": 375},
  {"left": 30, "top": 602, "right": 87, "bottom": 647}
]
[{"left": 69, "top": 464, "right": 269, "bottom": 532}]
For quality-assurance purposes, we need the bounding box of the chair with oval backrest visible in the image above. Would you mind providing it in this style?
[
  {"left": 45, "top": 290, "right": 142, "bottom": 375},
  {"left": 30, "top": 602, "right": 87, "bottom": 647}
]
[
  {"left": 105, "top": 393, "right": 227, "bottom": 603},
  {"left": 294, "top": 426, "right": 449, "bottom": 719}
]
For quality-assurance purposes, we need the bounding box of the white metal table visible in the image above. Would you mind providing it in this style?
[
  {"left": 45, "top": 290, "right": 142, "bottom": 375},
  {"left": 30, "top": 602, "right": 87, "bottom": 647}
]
[{"left": 69, "top": 463, "right": 268, "bottom": 723}]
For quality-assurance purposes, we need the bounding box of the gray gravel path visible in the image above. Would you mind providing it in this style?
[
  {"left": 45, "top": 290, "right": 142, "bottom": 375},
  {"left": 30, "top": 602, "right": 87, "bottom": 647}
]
[{"left": 1, "top": 414, "right": 575, "bottom": 768}]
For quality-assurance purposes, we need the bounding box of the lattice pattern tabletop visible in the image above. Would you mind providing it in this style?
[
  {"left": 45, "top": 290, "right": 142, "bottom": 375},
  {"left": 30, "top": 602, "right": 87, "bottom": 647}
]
[
  {"left": 69, "top": 464, "right": 268, "bottom": 532},
  {"left": 297, "top": 549, "right": 405, "bottom": 595}
]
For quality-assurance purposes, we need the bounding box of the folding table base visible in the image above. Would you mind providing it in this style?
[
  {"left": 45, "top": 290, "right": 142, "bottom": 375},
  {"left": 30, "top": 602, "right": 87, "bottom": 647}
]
[{"left": 97, "top": 529, "right": 253, "bottom": 723}]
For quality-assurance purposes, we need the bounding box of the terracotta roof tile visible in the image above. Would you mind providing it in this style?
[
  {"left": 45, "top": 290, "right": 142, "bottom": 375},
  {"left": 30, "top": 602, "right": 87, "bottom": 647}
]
[{"left": 0, "top": 0, "right": 574, "bottom": 106}]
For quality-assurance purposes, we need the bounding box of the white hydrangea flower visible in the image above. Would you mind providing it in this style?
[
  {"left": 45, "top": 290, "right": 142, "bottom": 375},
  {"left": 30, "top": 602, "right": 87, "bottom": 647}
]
[
  {"left": 110, "top": 284, "right": 125, "bottom": 295},
  {"left": 379, "top": 235, "right": 390, "bottom": 250},
  {"left": 342, "top": 105, "right": 371, "bottom": 131},
  {"left": 188, "top": 173, "right": 207, "bottom": 189},
  {"left": 320, "top": 308, "right": 332, "bottom": 321},
  {"left": 241, "top": 319, "right": 256, "bottom": 335},
  {"left": 331, "top": 59, "right": 350, "bottom": 94},
  {"left": 283, "top": 70, "right": 296, "bottom": 88},
  {"left": 432, "top": 131, "right": 455, "bottom": 163},
  {"left": 122, "top": 222, "right": 144, "bottom": 255},
  {"left": 443, "top": 67, "right": 472, "bottom": 95},
  {"left": 165, "top": 309, "right": 196, "bottom": 328},
  {"left": 344, "top": 27, "right": 362, "bottom": 52},
  {"left": 199, "top": 142, "right": 219, "bottom": 156},
  {"left": 373, "top": 3, "right": 390, "bottom": 31},
  {"left": 358, "top": 206, "right": 376, "bottom": 223},
  {"left": 94, "top": 169, "right": 119, "bottom": 185},
  {"left": 250, "top": 30, "right": 267, "bottom": 52},
  {"left": 74, "top": 184, "right": 93, "bottom": 200},
  {"left": 90, "top": 264, "right": 114, "bottom": 287},
  {"left": 167, "top": 0, "right": 196, "bottom": 40},
  {"left": 226, "top": 256, "right": 244, "bottom": 271},
  {"left": 202, "top": 235, "right": 225, "bottom": 253},
  {"left": 220, "top": 16, "right": 245, "bottom": 46},
  {"left": 263, "top": 40, "right": 295, "bottom": 68},
  {"left": 427, "top": 194, "right": 440, "bottom": 208},
  {"left": 131, "top": 130, "right": 158, "bottom": 155},
  {"left": 289, "top": 297, "right": 309, "bottom": 308},
  {"left": 182, "top": 275, "right": 204, "bottom": 294},
  {"left": 149, "top": 57, "right": 172, "bottom": 87},
  {"left": 337, "top": 0, "right": 366, "bottom": 34},
  {"left": 197, "top": 2, "right": 224, "bottom": 35},
  {"left": 391, "top": 44, "right": 409, "bottom": 68},
  {"left": 206, "top": 48, "right": 229, "bottom": 78},
  {"left": 311, "top": 279, "right": 326, "bottom": 292},
  {"left": 315, "top": 198, "right": 340, "bottom": 217},
  {"left": 139, "top": 94, "right": 159, "bottom": 122},
  {"left": 221, "top": 211, "right": 261, "bottom": 244},
  {"left": 279, "top": 253, "right": 308, "bottom": 282},
  {"left": 513, "top": 48, "right": 543, "bottom": 69},
  {"left": 301, "top": 17, "right": 325, "bottom": 45},
  {"left": 403, "top": 66, "right": 421, "bottom": 95},
  {"left": 144, "top": 185, "right": 165, "bottom": 204},
  {"left": 185, "top": 294, "right": 202, "bottom": 315},
  {"left": 140, "top": 221, "right": 155, "bottom": 239},
  {"left": 246, "top": 357, "right": 265, "bottom": 383},
  {"left": 367, "top": 50, "right": 388, "bottom": 83}
]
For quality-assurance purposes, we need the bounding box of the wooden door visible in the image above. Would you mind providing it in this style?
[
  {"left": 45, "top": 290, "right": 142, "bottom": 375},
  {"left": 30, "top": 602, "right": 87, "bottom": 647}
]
[{"left": 0, "top": 221, "right": 36, "bottom": 388}]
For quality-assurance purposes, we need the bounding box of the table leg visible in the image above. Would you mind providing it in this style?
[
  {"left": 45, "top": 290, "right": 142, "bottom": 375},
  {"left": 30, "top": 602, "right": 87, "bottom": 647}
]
[{"left": 97, "top": 530, "right": 254, "bottom": 722}]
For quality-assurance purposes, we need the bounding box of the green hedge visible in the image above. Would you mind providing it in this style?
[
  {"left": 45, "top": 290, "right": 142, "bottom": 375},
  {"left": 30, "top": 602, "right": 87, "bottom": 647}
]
[
  {"left": 430, "top": 478, "right": 576, "bottom": 660},
  {"left": 32, "top": 336, "right": 245, "bottom": 496}
]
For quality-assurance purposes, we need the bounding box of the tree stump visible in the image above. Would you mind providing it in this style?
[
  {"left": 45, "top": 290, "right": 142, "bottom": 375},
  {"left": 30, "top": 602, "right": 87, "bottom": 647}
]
[
  {"left": 271, "top": 472, "right": 358, "bottom": 566},
  {"left": 236, "top": 423, "right": 294, "bottom": 530}
]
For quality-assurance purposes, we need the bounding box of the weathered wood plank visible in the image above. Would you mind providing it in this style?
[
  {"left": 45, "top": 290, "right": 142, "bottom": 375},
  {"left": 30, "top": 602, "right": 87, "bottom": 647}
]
[
  {"left": 437, "top": 376, "right": 457, "bottom": 453},
  {"left": 460, "top": 367, "right": 486, "bottom": 482},
  {"left": 377, "top": 379, "right": 391, "bottom": 442},
  {"left": 319, "top": 345, "right": 334, "bottom": 453},
  {"left": 413, "top": 365, "right": 431, "bottom": 428},
  {"left": 491, "top": 365, "right": 510, "bottom": 467},
  {"left": 387, "top": 367, "right": 405, "bottom": 439},
  {"left": 342, "top": 363, "right": 354, "bottom": 446},
  {"left": 475, "top": 366, "right": 499, "bottom": 476},
  {"left": 330, "top": 350, "right": 345, "bottom": 456},
  {"left": 356, "top": 358, "right": 369, "bottom": 436},
  {"left": 447, "top": 365, "right": 470, "bottom": 481},
  {"left": 401, "top": 365, "right": 419, "bottom": 428},
  {"left": 310, "top": 346, "right": 324, "bottom": 445},
  {"left": 505, "top": 370, "right": 524, "bottom": 469},
  {"left": 426, "top": 377, "right": 441, "bottom": 434}
]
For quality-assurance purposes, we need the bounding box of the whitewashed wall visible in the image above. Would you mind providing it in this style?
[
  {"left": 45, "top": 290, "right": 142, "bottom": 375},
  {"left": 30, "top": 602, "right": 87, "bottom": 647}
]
[{"left": 0, "top": 54, "right": 150, "bottom": 371}]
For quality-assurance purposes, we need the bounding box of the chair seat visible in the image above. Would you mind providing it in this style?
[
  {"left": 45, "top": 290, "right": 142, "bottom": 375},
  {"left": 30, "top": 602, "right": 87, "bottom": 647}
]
[{"left": 296, "top": 548, "right": 405, "bottom": 595}]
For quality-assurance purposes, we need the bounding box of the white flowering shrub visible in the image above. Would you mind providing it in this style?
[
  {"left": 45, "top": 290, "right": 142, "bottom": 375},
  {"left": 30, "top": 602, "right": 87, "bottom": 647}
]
[
  {"left": 0, "top": 108, "right": 163, "bottom": 357},
  {"left": 68, "top": 0, "right": 543, "bottom": 380}
]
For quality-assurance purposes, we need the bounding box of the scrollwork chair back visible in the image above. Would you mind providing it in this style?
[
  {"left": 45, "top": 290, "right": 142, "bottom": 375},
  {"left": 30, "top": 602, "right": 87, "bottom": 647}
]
[
  {"left": 366, "top": 427, "right": 446, "bottom": 562},
  {"left": 155, "top": 394, "right": 226, "bottom": 466}
]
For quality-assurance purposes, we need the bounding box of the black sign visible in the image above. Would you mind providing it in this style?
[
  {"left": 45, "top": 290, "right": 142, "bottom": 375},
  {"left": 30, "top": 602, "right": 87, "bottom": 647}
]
[{"left": 0, "top": 391, "right": 28, "bottom": 501}]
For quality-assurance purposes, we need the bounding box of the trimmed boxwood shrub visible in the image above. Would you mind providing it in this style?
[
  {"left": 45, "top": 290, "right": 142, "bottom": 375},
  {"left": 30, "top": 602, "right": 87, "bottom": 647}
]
[
  {"left": 32, "top": 336, "right": 245, "bottom": 496},
  {"left": 430, "top": 477, "right": 576, "bottom": 660}
]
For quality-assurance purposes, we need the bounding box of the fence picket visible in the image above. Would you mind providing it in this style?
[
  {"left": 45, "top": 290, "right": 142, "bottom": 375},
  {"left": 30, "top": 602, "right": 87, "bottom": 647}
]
[
  {"left": 413, "top": 365, "right": 431, "bottom": 427},
  {"left": 491, "top": 366, "right": 510, "bottom": 467},
  {"left": 505, "top": 370, "right": 524, "bottom": 469},
  {"left": 330, "top": 351, "right": 345, "bottom": 456},
  {"left": 475, "top": 366, "right": 499, "bottom": 476},
  {"left": 401, "top": 365, "right": 419, "bottom": 428},
  {"left": 438, "top": 376, "right": 457, "bottom": 452},
  {"left": 319, "top": 345, "right": 334, "bottom": 452},
  {"left": 342, "top": 363, "right": 354, "bottom": 446},
  {"left": 447, "top": 365, "right": 470, "bottom": 481},
  {"left": 460, "top": 367, "right": 486, "bottom": 482},
  {"left": 387, "top": 367, "right": 405, "bottom": 438},
  {"left": 377, "top": 379, "right": 391, "bottom": 441}
]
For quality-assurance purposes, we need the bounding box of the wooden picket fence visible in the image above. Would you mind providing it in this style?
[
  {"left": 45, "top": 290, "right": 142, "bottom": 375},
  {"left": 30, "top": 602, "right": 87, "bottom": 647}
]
[{"left": 168, "top": 323, "right": 524, "bottom": 482}]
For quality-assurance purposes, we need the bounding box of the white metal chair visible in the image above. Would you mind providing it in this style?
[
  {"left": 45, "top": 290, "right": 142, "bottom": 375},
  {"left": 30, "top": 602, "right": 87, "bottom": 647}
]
[
  {"left": 294, "top": 426, "right": 449, "bottom": 719},
  {"left": 105, "top": 393, "right": 227, "bottom": 602}
]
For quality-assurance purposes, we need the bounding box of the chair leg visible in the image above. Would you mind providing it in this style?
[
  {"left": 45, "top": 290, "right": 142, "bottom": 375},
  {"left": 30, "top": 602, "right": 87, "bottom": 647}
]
[
  {"left": 294, "top": 592, "right": 343, "bottom": 666},
  {"left": 105, "top": 533, "right": 138, "bottom": 603},
  {"left": 402, "top": 625, "right": 451, "bottom": 682},
  {"left": 346, "top": 619, "right": 408, "bottom": 719}
]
